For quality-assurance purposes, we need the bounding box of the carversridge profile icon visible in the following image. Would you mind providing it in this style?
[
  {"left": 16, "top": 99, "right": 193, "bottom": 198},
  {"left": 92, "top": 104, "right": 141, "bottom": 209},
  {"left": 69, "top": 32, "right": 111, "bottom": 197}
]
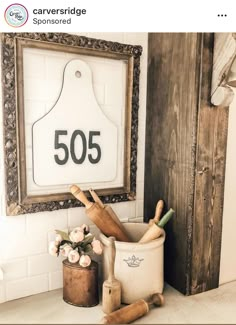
[{"left": 4, "top": 3, "right": 29, "bottom": 28}]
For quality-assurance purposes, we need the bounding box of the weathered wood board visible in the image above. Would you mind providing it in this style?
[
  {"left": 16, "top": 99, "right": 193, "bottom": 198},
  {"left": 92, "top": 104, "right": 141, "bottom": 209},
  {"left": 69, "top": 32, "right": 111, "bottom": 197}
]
[{"left": 144, "top": 33, "right": 229, "bottom": 295}]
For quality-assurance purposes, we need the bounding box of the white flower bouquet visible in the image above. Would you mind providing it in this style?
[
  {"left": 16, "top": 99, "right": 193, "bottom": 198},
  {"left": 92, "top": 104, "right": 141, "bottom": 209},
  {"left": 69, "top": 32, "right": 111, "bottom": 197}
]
[{"left": 49, "top": 224, "right": 103, "bottom": 267}]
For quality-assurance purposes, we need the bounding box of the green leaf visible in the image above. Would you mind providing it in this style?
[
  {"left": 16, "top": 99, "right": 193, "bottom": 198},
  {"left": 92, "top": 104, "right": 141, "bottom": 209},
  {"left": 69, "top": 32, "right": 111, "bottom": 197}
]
[
  {"left": 55, "top": 230, "right": 70, "bottom": 241},
  {"left": 83, "top": 244, "right": 93, "bottom": 253},
  {"left": 81, "top": 235, "right": 94, "bottom": 246},
  {"left": 59, "top": 240, "right": 72, "bottom": 247}
]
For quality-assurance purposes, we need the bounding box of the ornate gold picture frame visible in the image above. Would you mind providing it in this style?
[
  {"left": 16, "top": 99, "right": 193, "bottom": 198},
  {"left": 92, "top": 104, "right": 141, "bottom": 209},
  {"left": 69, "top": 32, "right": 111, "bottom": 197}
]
[{"left": 1, "top": 33, "right": 142, "bottom": 215}]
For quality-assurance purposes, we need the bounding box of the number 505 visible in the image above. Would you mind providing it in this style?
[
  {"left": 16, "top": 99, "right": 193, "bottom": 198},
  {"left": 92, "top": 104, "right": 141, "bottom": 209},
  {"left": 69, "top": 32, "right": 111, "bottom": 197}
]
[{"left": 54, "top": 130, "right": 101, "bottom": 165}]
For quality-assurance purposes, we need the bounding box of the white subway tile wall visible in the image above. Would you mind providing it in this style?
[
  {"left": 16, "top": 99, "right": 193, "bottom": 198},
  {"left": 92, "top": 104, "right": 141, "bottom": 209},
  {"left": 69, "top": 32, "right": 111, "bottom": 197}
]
[
  {"left": 0, "top": 284, "right": 5, "bottom": 304},
  {"left": 49, "top": 270, "right": 63, "bottom": 291},
  {"left": 0, "top": 33, "right": 148, "bottom": 303},
  {"left": 68, "top": 207, "right": 93, "bottom": 228},
  {"left": 28, "top": 254, "right": 65, "bottom": 277},
  {"left": 1, "top": 259, "right": 28, "bottom": 281},
  {"left": 110, "top": 201, "right": 136, "bottom": 221},
  {"left": 5, "top": 274, "right": 49, "bottom": 301}
]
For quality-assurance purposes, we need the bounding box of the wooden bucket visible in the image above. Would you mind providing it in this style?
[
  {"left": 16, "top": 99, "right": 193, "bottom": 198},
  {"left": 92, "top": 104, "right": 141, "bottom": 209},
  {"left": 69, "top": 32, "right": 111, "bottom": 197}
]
[{"left": 63, "top": 259, "right": 99, "bottom": 307}]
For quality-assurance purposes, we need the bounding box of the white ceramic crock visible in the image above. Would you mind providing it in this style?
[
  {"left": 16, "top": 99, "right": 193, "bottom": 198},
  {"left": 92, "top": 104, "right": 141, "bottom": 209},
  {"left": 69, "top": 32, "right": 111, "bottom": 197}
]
[{"left": 99, "top": 222, "right": 165, "bottom": 304}]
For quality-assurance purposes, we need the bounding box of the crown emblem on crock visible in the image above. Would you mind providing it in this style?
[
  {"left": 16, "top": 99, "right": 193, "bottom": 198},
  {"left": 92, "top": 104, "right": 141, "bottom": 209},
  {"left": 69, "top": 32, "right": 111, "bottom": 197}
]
[{"left": 123, "top": 255, "right": 144, "bottom": 267}]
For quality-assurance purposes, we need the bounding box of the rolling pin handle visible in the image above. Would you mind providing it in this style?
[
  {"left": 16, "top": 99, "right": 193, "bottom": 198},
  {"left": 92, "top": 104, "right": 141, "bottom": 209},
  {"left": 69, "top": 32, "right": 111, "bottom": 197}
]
[
  {"left": 70, "top": 185, "right": 93, "bottom": 209},
  {"left": 108, "top": 236, "right": 116, "bottom": 282},
  {"left": 89, "top": 188, "right": 105, "bottom": 208},
  {"left": 148, "top": 293, "right": 164, "bottom": 307}
]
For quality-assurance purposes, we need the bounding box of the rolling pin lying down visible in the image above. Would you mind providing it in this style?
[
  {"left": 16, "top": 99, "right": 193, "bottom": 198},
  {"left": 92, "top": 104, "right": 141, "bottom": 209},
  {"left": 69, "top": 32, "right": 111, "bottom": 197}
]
[
  {"left": 70, "top": 185, "right": 131, "bottom": 242},
  {"left": 89, "top": 188, "right": 131, "bottom": 242},
  {"left": 100, "top": 293, "right": 164, "bottom": 324}
]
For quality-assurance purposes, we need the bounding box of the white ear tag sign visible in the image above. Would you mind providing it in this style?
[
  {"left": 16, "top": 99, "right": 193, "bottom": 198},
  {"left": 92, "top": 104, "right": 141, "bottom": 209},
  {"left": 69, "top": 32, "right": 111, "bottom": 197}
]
[{"left": 32, "top": 59, "right": 118, "bottom": 186}]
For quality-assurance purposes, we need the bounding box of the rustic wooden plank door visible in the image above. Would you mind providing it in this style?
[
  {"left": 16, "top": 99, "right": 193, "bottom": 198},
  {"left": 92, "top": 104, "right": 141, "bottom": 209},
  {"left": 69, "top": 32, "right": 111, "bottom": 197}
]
[{"left": 144, "top": 33, "right": 229, "bottom": 295}]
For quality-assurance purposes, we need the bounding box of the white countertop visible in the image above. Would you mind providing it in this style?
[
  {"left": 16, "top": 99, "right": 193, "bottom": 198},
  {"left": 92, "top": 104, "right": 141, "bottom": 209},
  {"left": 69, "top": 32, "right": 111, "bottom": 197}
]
[{"left": 0, "top": 282, "right": 236, "bottom": 324}]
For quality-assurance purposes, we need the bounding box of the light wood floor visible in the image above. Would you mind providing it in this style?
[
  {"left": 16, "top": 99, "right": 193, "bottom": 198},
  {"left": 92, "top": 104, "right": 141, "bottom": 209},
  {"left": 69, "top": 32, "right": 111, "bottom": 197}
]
[{"left": 0, "top": 281, "right": 236, "bottom": 324}]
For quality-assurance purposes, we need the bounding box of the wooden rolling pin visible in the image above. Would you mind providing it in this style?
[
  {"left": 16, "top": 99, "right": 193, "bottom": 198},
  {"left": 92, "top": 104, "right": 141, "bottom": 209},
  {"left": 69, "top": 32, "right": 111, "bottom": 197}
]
[
  {"left": 70, "top": 185, "right": 131, "bottom": 242},
  {"left": 89, "top": 188, "right": 131, "bottom": 242},
  {"left": 102, "top": 237, "right": 121, "bottom": 314},
  {"left": 148, "top": 200, "right": 164, "bottom": 227},
  {"left": 100, "top": 293, "right": 164, "bottom": 324},
  {"left": 139, "top": 208, "right": 175, "bottom": 243}
]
